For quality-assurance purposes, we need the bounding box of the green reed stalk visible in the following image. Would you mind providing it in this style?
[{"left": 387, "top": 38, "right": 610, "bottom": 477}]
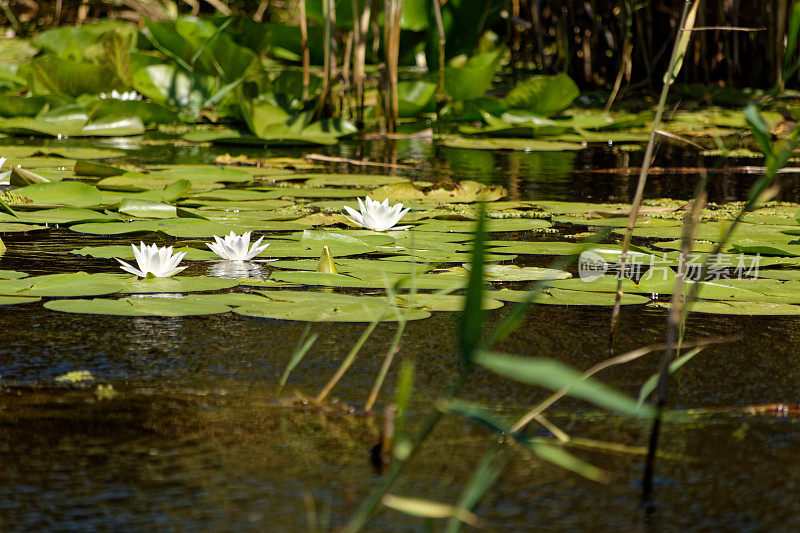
[
  {"left": 343, "top": 206, "right": 488, "bottom": 532},
  {"left": 643, "top": 107, "right": 800, "bottom": 494},
  {"left": 610, "top": 0, "right": 699, "bottom": 344}
]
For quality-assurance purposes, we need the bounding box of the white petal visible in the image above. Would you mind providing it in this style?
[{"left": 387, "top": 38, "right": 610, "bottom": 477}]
[{"left": 116, "top": 258, "right": 145, "bottom": 277}]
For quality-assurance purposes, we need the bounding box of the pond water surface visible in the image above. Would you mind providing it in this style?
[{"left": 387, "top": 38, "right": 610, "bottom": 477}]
[{"left": 1, "top": 134, "right": 799, "bottom": 531}]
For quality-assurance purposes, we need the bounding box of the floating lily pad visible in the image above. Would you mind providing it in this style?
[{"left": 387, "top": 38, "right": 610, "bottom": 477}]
[
  {"left": 492, "top": 288, "right": 650, "bottom": 306},
  {"left": 11, "top": 181, "right": 103, "bottom": 208},
  {"left": 0, "top": 222, "right": 49, "bottom": 233},
  {"left": 69, "top": 218, "right": 250, "bottom": 238},
  {"left": 441, "top": 136, "right": 584, "bottom": 151},
  {"left": 545, "top": 275, "right": 641, "bottom": 293},
  {"left": 369, "top": 180, "right": 506, "bottom": 203},
  {"left": 45, "top": 297, "right": 232, "bottom": 316},
  {"left": 118, "top": 198, "right": 178, "bottom": 219},
  {"left": 292, "top": 229, "right": 396, "bottom": 247},
  {"left": 302, "top": 173, "right": 410, "bottom": 187},
  {"left": 413, "top": 219, "right": 551, "bottom": 233},
  {"left": 393, "top": 293, "right": 504, "bottom": 312},
  {"left": 0, "top": 269, "right": 28, "bottom": 280},
  {"left": 0, "top": 208, "right": 119, "bottom": 225},
  {"left": 190, "top": 189, "right": 286, "bottom": 201},
  {"left": 483, "top": 264, "right": 572, "bottom": 281},
  {"left": 184, "top": 293, "right": 275, "bottom": 307},
  {"left": 258, "top": 187, "right": 370, "bottom": 199},
  {"left": 1, "top": 272, "right": 127, "bottom": 297},
  {"left": 233, "top": 290, "right": 429, "bottom": 322},
  {"left": 270, "top": 258, "right": 433, "bottom": 275},
  {"left": 71, "top": 244, "right": 218, "bottom": 262},
  {"left": 652, "top": 300, "right": 800, "bottom": 316},
  {"left": 0, "top": 295, "right": 40, "bottom": 305},
  {"left": 757, "top": 270, "right": 800, "bottom": 281},
  {"left": 120, "top": 276, "right": 239, "bottom": 294},
  {"left": 269, "top": 271, "right": 380, "bottom": 288}
]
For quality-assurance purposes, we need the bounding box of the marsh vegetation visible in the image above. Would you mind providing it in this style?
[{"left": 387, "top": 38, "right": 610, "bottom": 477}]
[{"left": 1, "top": 1, "right": 800, "bottom": 531}]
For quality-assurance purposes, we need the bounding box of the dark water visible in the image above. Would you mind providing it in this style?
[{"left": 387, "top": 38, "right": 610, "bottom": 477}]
[{"left": 1, "top": 135, "right": 800, "bottom": 531}]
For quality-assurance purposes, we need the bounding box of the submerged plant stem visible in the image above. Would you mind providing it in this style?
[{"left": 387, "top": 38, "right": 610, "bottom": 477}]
[
  {"left": 315, "top": 318, "right": 381, "bottom": 404},
  {"left": 364, "top": 319, "right": 406, "bottom": 412}
]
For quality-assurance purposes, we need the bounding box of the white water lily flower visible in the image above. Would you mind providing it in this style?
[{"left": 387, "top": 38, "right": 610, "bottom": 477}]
[
  {"left": 99, "top": 90, "right": 142, "bottom": 101},
  {"left": 342, "top": 196, "right": 411, "bottom": 232},
  {"left": 116, "top": 242, "right": 187, "bottom": 278},
  {"left": 0, "top": 157, "right": 10, "bottom": 183},
  {"left": 206, "top": 231, "right": 269, "bottom": 261}
]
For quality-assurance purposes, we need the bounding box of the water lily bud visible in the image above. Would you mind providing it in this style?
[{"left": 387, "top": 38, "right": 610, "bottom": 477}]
[{"left": 317, "top": 245, "right": 338, "bottom": 274}]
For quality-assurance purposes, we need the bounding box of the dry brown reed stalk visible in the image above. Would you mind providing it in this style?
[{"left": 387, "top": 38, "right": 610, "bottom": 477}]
[
  {"left": 351, "top": 0, "right": 372, "bottom": 127},
  {"left": 610, "top": 0, "right": 699, "bottom": 345},
  {"left": 432, "top": 0, "right": 446, "bottom": 124},
  {"left": 383, "top": 0, "right": 402, "bottom": 132},
  {"left": 314, "top": 0, "right": 337, "bottom": 117},
  {"left": 642, "top": 178, "right": 707, "bottom": 494},
  {"left": 298, "top": 0, "right": 311, "bottom": 101}
]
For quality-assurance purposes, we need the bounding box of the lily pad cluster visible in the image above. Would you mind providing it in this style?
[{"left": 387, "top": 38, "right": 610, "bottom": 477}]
[{"left": 3, "top": 145, "right": 800, "bottom": 318}]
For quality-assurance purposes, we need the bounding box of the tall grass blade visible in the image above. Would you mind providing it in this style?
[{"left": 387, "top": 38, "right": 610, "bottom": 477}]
[
  {"left": 392, "top": 358, "right": 414, "bottom": 459},
  {"left": 637, "top": 347, "right": 704, "bottom": 407},
  {"left": 525, "top": 440, "right": 608, "bottom": 483},
  {"left": 783, "top": 1, "right": 800, "bottom": 82},
  {"left": 663, "top": 0, "right": 700, "bottom": 84},
  {"left": 444, "top": 445, "right": 512, "bottom": 533},
  {"left": 278, "top": 324, "right": 318, "bottom": 395},
  {"left": 458, "top": 203, "right": 487, "bottom": 368},
  {"left": 380, "top": 494, "right": 482, "bottom": 527},
  {"left": 474, "top": 351, "right": 655, "bottom": 418},
  {"left": 315, "top": 314, "right": 382, "bottom": 403}
]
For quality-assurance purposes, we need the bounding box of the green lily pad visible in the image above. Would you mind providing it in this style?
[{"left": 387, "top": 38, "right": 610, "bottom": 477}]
[
  {"left": 757, "top": 270, "right": 800, "bottom": 281},
  {"left": 71, "top": 245, "right": 218, "bottom": 262},
  {"left": 233, "top": 290, "right": 429, "bottom": 322},
  {"left": 292, "top": 229, "right": 396, "bottom": 247},
  {"left": 1, "top": 272, "right": 127, "bottom": 297},
  {"left": 393, "top": 293, "right": 504, "bottom": 312},
  {"left": 369, "top": 180, "right": 506, "bottom": 203},
  {"left": 11, "top": 182, "right": 103, "bottom": 208},
  {"left": 270, "top": 258, "right": 434, "bottom": 275},
  {"left": 69, "top": 219, "right": 249, "bottom": 238},
  {"left": 491, "top": 288, "right": 650, "bottom": 306},
  {"left": 441, "top": 136, "right": 584, "bottom": 151},
  {"left": 0, "top": 269, "right": 28, "bottom": 280},
  {"left": 0, "top": 222, "right": 49, "bottom": 233},
  {"left": 258, "top": 187, "right": 370, "bottom": 199},
  {"left": 269, "top": 271, "right": 380, "bottom": 288},
  {"left": 45, "top": 297, "right": 232, "bottom": 316},
  {"left": 482, "top": 264, "right": 572, "bottom": 281},
  {"left": 0, "top": 208, "right": 119, "bottom": 225},
  {"left": 302, "top": 173, "right": 410, "bottom": 187},
  {"left": 652, "top": 300, "right": 800, "bottom": 316},
  {"left": 0, "top": 295, "right": 40, "bottom": 306},
  {"left": 117, "top": 198, "right": 178, "bottom": 219},
  {"left": 545, "top": 275, "right": 641, "bottom": 293},
  {"left": 413, "top": 219, "right": 551, "bottom": 233},
  {"left": 189, "top": 189, "right": 285, "bottom": 201},
  {"left": 184, "top": 293, "right": 275, "bottom": 307},
  {"left": 120, "top": 276, "right": 239, "bottom": 294}
]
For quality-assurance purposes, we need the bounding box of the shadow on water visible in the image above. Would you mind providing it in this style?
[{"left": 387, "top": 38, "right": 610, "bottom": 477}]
[{"left": 1, "top": 136, "right": 800, "bottom": 529}]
